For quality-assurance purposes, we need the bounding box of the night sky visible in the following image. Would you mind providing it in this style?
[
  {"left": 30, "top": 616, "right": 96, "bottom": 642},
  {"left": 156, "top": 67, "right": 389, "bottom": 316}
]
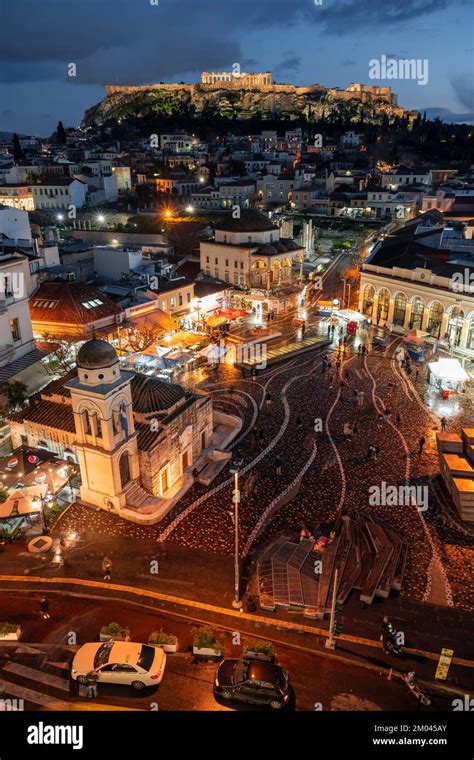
[{"left": 2, "top": 0, "right": 473, "bottom": 136}]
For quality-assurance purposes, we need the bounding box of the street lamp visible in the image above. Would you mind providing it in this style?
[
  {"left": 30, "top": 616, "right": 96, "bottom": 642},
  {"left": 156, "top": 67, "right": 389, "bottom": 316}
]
[{"left": 229, "top": 454, "right": 244, "bottom": 610}]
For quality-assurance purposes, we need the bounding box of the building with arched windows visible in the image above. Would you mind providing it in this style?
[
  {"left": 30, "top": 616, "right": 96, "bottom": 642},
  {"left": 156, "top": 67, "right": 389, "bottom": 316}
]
[
  {"left": 199, "top": 210, "right": 305, "bottom": 316},
  {"left": 359, "top": 212, "right": 474, "bottom": 356},
  {"left": 8, "top": 338, "right": 239, "bottom": 524}
]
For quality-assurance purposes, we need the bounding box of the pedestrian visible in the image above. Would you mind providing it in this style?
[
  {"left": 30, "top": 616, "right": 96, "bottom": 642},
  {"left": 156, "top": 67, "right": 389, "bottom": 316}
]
[
  {"left": 296, "top": 414, "right": 303, "bottom": 427},
  {"left": 259, "top": 429, "right": 265, "bottom": 443},
  {"left": 377, "top": 413, "right": 384, "bottom": 427},
  {"left": 396, "top": 413, "right": 401, "bottom": 427},
  {"left": 265, "top": 393, "right": 272, "bottom": 407},
  {"left": 86, "top": 671, "right": 99, "bottom": 699},
  {"left": 275, "top": 457, "right": 282, "bottom": 476},
  {"left": 353, "top": 389, "right": 358, "bottom": 405},
  {"left": 102, "top": 556, "right": 113, "bottom": 581},
  {"left": 367, "top": 444, "right": 374, "bottom": 461},
  {"left": 374, "top": 444, "right": 381, "bottom": 460},
  {"left": 358, "top": 344, "right": 362, "bottom": 355},
  {"left": 418, "top": 436, "right": 425, "bottom": 455},
  {"left": 440, "top": 416, "right": 447, "bottom": 432},
  {"left": 415, "top": 368, "right": 420, "bottom": 381},
  {"left": 357, "top": 390, "right": 364, "bottom": 408},
  {"left": 39, "top": 596, "right": 50, "bottom": 620}
]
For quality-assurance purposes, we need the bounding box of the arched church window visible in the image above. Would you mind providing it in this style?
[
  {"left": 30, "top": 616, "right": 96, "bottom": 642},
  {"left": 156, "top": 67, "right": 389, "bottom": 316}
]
[{"left": 119, "top": 451, "right": 131, "bottom": 489}]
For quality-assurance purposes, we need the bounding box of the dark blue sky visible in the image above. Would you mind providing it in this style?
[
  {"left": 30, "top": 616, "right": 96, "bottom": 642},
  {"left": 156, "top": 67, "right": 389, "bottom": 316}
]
[{"left": 1, "top": 0, "right": 473, "bottom": 136}]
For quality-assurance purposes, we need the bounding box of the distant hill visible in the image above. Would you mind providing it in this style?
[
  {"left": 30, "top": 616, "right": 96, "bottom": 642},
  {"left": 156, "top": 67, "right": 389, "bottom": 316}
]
[{"left": 83, "top": 81, "right": 415, "bottom": 131}]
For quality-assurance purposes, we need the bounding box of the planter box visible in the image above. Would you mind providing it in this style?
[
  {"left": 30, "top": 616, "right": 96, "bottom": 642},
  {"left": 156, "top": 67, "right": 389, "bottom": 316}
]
[
  {"left": 153, "top": 642, "right": 177, "bottom": 654},
  {"left": 192, "top": 645, "right": 222, "bottom": 658},
  {"left": 245, "top": 650, "right": 274, "bottom": 662},
  {"left": 99, "top": 633, "right": 129, "bottom": 642},
  {"left": 0, "top": 628, "right": 20, "bottom": 641}
]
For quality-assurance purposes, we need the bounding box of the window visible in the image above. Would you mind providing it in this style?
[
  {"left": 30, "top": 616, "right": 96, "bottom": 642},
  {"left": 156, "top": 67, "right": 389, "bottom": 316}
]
[
  {"left": 178, "top": 294, "right": 183, "bottom": 306},
  {"left": 187, "top": 293, "right": 191, "bottom": 303},
  {"left": 9, "top": 318, "right": 20, "bottom": 342},
  {"left": 225, "top": 259, "right": 229, "bottom": 267}
]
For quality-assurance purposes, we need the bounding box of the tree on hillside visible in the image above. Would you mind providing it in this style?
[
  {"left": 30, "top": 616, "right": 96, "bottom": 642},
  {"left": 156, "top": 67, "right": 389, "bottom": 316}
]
[
  {"left": 56, "top": 121, "right": 67, "bottom": 144},
  {"left": 12, "top": 133, "right": 24, "bottom": 161}
]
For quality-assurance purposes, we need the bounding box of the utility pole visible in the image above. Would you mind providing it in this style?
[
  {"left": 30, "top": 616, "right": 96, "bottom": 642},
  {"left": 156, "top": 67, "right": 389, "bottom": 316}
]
[
  {"left": 229, "top": 455, "right": 244, "bottom": 609},
  {"left": 325, "top": 567, "right": 339, "bottom": 650}
]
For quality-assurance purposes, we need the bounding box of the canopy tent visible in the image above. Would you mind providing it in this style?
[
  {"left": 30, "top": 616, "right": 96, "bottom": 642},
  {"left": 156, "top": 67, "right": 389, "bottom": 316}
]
[
  {"left": 428, "top": 358, "right": 469, "bottom": 388},
  {"left": 334, "top": 309, "right": 366, "bottom": 323},
  {"left": 127, "top": 309, "right": 179, "bottom": 333},
  {"left": 406, "top": 329, "right": 430, "bottom": 339},
  {"left": 403, "top": 334, "right": 426, "bottom": 345},
  {"left": 217, "top": 308, "right": 249, "bottom": 320},
  {"left": 198, "top": 343, "right": 228, "bottom": 361},
  {"left": 206, "top": 315, "right": 227, "bottom": 328},
  {"left": 0, "top": 490, "right": 41, "bottom": 520}
]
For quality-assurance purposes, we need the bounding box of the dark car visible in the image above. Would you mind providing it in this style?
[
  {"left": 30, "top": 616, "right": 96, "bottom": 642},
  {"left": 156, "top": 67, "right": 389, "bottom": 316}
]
[{"left": 213, "top": 658, "right": 291, "bottom": 709}]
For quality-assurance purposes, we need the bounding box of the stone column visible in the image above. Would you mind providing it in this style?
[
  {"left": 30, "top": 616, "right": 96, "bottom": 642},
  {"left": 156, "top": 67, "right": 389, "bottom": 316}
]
[
  {"left": 440, "top": 312, "right": 449, "bottom": 341},
  {"left": 421, "top": 308, "right": 430, "bottom": 331},
  {"left": 387, "top": 297, "right": 395, "bottom": 325},
  {"left": 403, "top": 302, "right": 412, "bottom": 329},
  {"left": 371, "top": 293, "right": 379, "bottom": 325},
  {"left": 459, "top": 318, "right": 470, "bottom": 349}
]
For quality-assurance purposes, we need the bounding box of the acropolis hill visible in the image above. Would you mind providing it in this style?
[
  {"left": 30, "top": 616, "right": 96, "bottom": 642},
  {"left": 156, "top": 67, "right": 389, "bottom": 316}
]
[{"left": 83, "top": 71, "right": 415, "bottom": 127}]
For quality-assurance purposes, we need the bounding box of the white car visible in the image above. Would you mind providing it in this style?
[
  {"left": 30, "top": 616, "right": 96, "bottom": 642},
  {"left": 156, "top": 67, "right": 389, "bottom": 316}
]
[{"left": 71, "top": 641, "right": 166, "bottom": 690}]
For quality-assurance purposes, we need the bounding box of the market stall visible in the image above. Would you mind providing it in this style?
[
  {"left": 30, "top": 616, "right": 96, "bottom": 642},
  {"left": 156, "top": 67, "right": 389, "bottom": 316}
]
[{"left": 428, "top": 358, "right": 469, "bottom": 393}]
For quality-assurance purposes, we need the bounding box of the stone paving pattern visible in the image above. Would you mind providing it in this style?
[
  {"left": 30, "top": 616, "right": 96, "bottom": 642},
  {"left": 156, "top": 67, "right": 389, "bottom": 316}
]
[{"left": 58, "top": 323, "right": 474, "bottom": 611}]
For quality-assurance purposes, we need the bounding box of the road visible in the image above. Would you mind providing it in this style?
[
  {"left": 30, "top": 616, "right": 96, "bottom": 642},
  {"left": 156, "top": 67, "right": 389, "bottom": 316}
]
[{"left": 0, "top": 595, "right": 447, "bottom": 712}]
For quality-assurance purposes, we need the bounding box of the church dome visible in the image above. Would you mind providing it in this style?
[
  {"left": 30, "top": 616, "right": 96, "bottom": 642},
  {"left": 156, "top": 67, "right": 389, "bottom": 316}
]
[{"left": 77, "top": 339, "right": 118, "bottom": 370}]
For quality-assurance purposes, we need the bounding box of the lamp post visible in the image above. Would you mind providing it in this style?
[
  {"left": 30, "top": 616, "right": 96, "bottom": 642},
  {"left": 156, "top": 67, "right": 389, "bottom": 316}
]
[{"left": 229, "top": 454, "right": 244, "bottom": 609}]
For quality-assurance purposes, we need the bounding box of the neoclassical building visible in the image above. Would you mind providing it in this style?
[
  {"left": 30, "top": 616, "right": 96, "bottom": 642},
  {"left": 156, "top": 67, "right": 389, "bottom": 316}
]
[
  {"left": 200, "top": 210, "right": 305, "bottom": 317},
  {"left": 9, "top": 338, "right": 239, "bottom": 523},
  {"left": 359, "top": 213, "right": 474, "bottom": 354}
]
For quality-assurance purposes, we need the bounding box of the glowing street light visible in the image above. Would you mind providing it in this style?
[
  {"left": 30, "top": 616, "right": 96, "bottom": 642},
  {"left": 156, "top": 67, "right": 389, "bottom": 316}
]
[
  {"left": 57, "top": 214, "right": 64, "bottom": 222},
  {"left": 185, "top": 205, "right": 194, "bottom": 213},
  {"left": 97, "top": 214, "right": 105, "bottom": 224}
]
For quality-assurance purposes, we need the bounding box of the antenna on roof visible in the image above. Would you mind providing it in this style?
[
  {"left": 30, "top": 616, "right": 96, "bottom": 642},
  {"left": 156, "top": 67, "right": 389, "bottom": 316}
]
[{"left": 92, "top": 325, "right": 97, "bottom": 340}]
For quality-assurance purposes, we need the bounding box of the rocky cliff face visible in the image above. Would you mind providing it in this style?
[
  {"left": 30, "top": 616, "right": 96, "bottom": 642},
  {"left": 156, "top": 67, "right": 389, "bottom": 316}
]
[{"left": 83, "top": 83, "right": 407, "bottom": 127}]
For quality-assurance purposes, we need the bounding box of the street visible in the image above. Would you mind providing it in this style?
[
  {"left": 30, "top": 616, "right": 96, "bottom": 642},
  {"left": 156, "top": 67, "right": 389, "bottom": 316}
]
[{"left": 0, "top": 596, "right": 444, "bottom": 712}]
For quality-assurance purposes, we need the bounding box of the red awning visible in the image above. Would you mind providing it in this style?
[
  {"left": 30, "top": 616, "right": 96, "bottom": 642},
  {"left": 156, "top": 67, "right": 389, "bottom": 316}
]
[{"left": 217, "top": 308, "right": 249, "bottom": 320}]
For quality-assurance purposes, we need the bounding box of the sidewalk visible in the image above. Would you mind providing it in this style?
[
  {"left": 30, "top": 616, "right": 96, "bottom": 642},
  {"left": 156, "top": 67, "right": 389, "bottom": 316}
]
[{"left": 1, "top": 537, "right": 473, "bottom": 694}]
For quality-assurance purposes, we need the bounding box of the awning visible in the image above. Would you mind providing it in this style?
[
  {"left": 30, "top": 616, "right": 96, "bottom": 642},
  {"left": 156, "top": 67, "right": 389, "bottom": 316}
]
[
  {"left": 206, "top": 315, "right": 227, "bottom": 328},
  {"left": 127, "top": 309, "right": 179, "bottom": 332},
  {"left": 0, "top": 490, "right": 41, "bottom": 520},
  {"left": 217, "top": 308, "right": 249, "bottom": 320},
  {"left": 428, "top": 359, "right": 469, "bottom": 383}
]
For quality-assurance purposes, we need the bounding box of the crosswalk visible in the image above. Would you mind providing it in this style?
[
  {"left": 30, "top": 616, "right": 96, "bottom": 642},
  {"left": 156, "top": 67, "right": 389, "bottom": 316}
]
[{"left": 0, "top": 646, "right": 72, "bottom": 710}]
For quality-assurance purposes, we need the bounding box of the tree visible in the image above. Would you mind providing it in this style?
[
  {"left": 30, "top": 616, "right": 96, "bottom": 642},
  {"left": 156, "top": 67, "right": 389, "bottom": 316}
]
[
  {"left": 125, "top": 324, "right": 163, "bottom": 352},
  {"left": 56, "top": 121, "right": 67, "bottom": 145},
  {"left": 0, "top": 380, "right": 28, "bottom": 413},
  {"left": 40, "top": 335, "right": 75, "bottom": 376},
  {"left": 12, "top": 133, "right": 24, "bottom": 161}
]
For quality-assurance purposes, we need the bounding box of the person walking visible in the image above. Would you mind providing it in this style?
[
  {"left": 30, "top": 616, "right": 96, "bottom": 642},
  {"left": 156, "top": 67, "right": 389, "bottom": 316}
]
[
  {"left": 396, "top": 413, "right": 402, "bottom": 427},
  {"left": 275, "top": 457, "right": 282, "bottom": 477},
  {"left": 102, "top": 556, "right": 113, "bottom": 582},
  {"left": 418, "top": 436, "right": 426, "bottom": 455},
  {"left": 86, "top": 670, "right": 99, "bottom": 699},
  {"left": 39, "top": 597, "right": 50, "bottom": 620},
  {"left": 440, "top": 416, "right": 447, "bottom": 432}
]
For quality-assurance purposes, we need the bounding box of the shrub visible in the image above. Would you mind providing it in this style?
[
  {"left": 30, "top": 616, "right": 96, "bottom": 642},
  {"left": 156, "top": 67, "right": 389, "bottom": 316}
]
[
  {"left": 149, "top": 631, "right": 177, "bottom": 645},
  {"left": 100, "top": 622, "right": 130, "bottom": 638},
  {"left": 243, "top": 639, "right": 275, "bottom": 658},
  {"left": 192, "top": 626, "right": 224, "bottom": 652},
  {"left": 0, "top": 623, "right": 19, "bottom": 636}
]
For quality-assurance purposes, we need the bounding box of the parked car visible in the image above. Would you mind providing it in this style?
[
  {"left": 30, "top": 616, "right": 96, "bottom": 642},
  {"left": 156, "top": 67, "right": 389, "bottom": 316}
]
[
  {"left": 214, "top": 658, "right": 291, "bottom": 709},
  {"left": 71, "top": 641, "right": 166, "bottom": 690}
]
